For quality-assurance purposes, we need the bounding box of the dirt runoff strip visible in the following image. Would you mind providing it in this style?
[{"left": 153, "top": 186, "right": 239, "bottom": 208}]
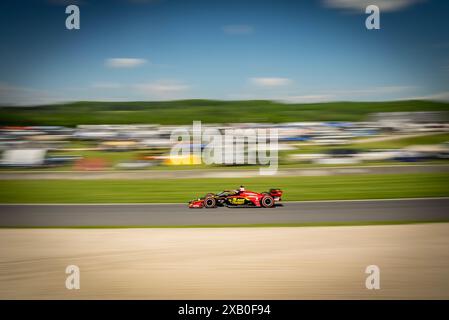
[{"left": 0, "top": 223, "right": 448, "bottom": 299}]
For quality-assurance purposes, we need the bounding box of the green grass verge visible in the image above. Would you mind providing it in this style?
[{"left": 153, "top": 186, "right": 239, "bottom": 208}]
[
  {"left": 1, "top": 99, "right": 448, "bottom": 126},
  {"left": 0, "top": 173, "right": 448, "bottom": 203},
  {"left": 1, "top": 220, "right": 447, "bottom": 229}
]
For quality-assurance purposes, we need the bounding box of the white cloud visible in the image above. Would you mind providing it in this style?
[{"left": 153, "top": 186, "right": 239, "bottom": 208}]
[
  {"left": 250, "top": 77, "right": 291, "bottom": 87},
  {"left": 408, "top": 91, "right": 449, "bottom": 102},
  {"left": 91, "top": 82, "right": 122, "bottom": 89},
  {"left": 0, "top": 83, "right": 62, "bottom": 106},
  {"left": 331, "top": 86, "right": 414, "bottom": 96},
  {"left": 222, "top": 25, "right": 254, "bottom": 35},
  {"left": 279, "top": 94, "right": 336, "bottom": 103},
  {"left": 136, "top": 81, "right": 188, "bottom": 94},
  {"left": 105, "top": 58, "right": 147, "bottom": 68},
  {"left": 134, "top": 80, "right": 189, "bottom": 99},
  {"left": 323, "top": 0, "right": 425, "bottom": 12}
]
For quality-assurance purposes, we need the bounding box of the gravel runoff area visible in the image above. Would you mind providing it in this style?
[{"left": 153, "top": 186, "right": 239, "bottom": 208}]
[{"left": 0, "top": 223, "right": 448, "bottom": 299}]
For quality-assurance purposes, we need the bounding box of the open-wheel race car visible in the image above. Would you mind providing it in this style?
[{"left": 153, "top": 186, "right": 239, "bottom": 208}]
[{"left": 188, "top": 188, "right": 282, "bottom": 208}]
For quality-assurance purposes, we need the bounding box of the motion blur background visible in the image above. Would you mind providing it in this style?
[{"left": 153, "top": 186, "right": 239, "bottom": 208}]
[
  {"left": 0, "top": 0, "right": 448, "bottom": 202},
  {"left": 0, "top": 0, "right": 449, "bottom": 300}
]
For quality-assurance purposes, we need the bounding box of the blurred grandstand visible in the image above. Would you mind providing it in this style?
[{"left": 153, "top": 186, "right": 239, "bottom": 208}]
[{"left": 1, "top": 110, "right": 448, "bottom": 170}]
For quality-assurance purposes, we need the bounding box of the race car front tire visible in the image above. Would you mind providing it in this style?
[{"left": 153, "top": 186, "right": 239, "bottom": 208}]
[{"left": 204, "top": 196, "right": 217, "bottom": 208}]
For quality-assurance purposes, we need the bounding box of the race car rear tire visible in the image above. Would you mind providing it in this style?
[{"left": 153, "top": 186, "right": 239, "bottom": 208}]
[
  {"left": 204, "top": 196, "right": 217, "bottom": 208},
  {"left": 261, "top": 195, "right": 274, "bottom": 208}
]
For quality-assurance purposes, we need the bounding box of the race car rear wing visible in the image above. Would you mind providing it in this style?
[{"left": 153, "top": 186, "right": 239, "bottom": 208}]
[{"left": 269, "top": 188, "right": 282, "bottom": 198}]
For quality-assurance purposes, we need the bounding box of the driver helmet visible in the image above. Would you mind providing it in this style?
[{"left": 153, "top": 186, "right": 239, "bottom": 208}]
[{"left": 239, "top": 185, "right": 245, "bottom": 192}]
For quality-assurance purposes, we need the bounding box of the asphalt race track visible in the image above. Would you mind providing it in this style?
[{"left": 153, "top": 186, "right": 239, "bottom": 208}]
[{"left": 0, "top": 198, "right": 448, "bottom": 227}]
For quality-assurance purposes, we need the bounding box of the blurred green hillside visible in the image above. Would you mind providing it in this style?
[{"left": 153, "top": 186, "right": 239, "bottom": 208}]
[{"left": 1, "top": 99, "right": 448, "bottom": 126}]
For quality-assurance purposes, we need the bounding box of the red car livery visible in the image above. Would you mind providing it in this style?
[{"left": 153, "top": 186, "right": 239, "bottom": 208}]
[{"left": 188, "top": 188, "right": 282, "bottom": 208}]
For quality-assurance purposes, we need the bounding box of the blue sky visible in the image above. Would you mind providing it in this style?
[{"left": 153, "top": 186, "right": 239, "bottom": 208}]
[{"left": 0, "top": 0, "right": 448, "bottom": 105}]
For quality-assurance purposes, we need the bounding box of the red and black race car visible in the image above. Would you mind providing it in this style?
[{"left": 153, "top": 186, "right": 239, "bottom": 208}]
[{"left": 188, "top": 188, "right": 282, "bottom": 208}]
